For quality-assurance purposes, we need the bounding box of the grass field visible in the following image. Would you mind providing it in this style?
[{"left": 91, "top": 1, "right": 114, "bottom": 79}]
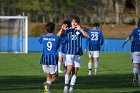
[{"left": 0, "top": 52, "right": 140, "bottom": 93}]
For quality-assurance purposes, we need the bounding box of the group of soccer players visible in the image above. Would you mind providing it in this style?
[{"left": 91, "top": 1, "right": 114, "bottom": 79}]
[
  {"left": 39, "top": 16, "right": 140, "bottom": 93},
  {"left": 39, "top": 16, "right": 104, "bottom": 93}
]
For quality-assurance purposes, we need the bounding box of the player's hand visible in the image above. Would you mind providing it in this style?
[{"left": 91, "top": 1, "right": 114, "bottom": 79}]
[
  {"left": 61, "top": 24, "right": 67, "bottom": 31},
  {"left": 76, "top": 25, "right": 81, "bottom": 30},
  {"left": 121, "top": 43, "right": 125, "bottom": 48}
]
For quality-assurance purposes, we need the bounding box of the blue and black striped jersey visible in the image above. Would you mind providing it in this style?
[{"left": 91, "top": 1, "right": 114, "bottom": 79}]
[
  {"left": 59, "top": 33, "right": 68, "bottom": 54},
  {"left": 39, "top": 34, "right": 61, "bottom": 65},
  {"left": 66, "top": 28, "right": 83, "bottom": 55}
]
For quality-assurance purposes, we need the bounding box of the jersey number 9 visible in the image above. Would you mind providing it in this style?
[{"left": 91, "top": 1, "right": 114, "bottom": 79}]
[{"left": 47, "top": 41, "right": 52, "bottom": 51}]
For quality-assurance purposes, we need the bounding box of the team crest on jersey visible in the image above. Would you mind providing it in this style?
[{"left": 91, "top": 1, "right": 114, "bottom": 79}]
[{"left": 76, "top": 31, "right": 80, "bottom": 35}]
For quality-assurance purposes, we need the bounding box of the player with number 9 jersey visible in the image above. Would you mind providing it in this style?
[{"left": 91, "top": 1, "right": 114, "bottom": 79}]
[
  {"left": 39, "top": 34, "right": 61, "bottom": 65},
  {"left": 39, "top": 22, "right": 61, "bottom": 93}
]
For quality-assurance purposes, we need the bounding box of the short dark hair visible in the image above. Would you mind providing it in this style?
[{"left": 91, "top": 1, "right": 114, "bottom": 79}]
[
  {"left": 63, "top": 20, "right": 71, "bottom": 27},
  {"left": 72, "top": 16, "right": 80, "bottom": 24},
  {"left": 45, "top": 22, "right": 55, "bottom": 33},
  {"left": 93, "top": 22, "right": 100, "bottom": 27}
]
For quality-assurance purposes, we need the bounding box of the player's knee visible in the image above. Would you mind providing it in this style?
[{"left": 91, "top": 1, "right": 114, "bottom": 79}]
[{"left": 51, "top": 74, "right": 58, "bottom": 83}]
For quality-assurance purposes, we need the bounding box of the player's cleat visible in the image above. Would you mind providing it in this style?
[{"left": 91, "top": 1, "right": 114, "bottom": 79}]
[
  {"left": 59, "top": 70, "right": 63, "bottom": 73},
  {"left": 44, "top": 87, "right": 49, "bottom": 93},
  {"left": 69, "top": 90, "right": 73, "bottom": 93},
  {"left": 133, "top": 78, "right": 137, "bottom": 86},
  {"left": 43, "top": 82, "right": 50, "bottom": 93},
  {"left": 63, "top": 88, "right": 68, "bottom": 93},
  {"left": 44, "top": 89, "right": 51, "bottom": 93},
  {"left": 69, "top": 89, "right": 73, "bottom": 93},
  {"left": 138, "top": 79, "right": 140, "bottom": 87}
]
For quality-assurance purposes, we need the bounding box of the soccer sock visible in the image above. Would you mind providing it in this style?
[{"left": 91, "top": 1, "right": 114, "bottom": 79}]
[
  {"left": 69, "top": 75, "right": 77, "bottom": 91},
  {"left": 88, "top": 62, "right": 92, "bottom": 71},
  {"left": 46, "top": 81, "right": 52, "bottom": 90},
  {"left": 64, "top": 74, "right": 70, "bottom": 89},
  {"left": 58, "top": 61, "right": 61, "bottom": 71},
  {"left": 94, "top": 61, "right": 98, "bottom": 74},
  {"left": 133, "top": 68, "right": 139, "bottom": 80}
]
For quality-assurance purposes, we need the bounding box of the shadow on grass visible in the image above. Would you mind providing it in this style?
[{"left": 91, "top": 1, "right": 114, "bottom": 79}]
[
  {"left": 0, "top": 74, "right": 139, "bottom": 91},
  {"left": 0, "top": 76, "right": 44, "bottom": 91}
]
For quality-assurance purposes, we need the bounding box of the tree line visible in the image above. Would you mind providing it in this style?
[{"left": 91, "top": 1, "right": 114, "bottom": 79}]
[{"left": 0, "top": 0, "right": 140, "bottom": 24}]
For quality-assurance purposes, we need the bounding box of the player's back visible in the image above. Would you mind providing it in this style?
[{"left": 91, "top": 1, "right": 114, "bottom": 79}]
[
  {"left": 131, "top": 27, "right": 140, "bottom": 52},
  {"left": 88, "top": 29, "right": 103, "bottom": 45},
  {"left": 132, "top": 27, "right": 140, "bottom": 43},
  {"left": 39, "top": 34, "right": 60, "bottom": 55}
]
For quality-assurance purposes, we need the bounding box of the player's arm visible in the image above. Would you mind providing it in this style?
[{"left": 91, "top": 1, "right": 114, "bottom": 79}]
[
  {"left": 130, "top": 36, "right": 134, "bottom": 42},
  {"left": 129, "top": 29, "right": 135, "bottom": 42},
  {"left": 100, "top": 33, "right": 104, "bottom": 45},
  {"left": 76, "top": 25, "right": 90, "bottom": 38},
  {"left": 38, "top": 36, "right": 43, "bottom": 44},
  {"left": 122, "top": 36, "right": 130, "bottom": 48},
  {"left": 57, "top": 24, "right": 67, "bottom": 36}
]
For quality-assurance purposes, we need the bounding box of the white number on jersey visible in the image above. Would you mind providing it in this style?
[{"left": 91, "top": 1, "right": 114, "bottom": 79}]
[
  {"left": 72, "top": 35, "right": 77, "bottom": 40},
  {"left": 47, "top": 41, "right": 52, "bottom": 51},
  {"left": 91, "top": 33, "right": 98, "bottom": 41}
]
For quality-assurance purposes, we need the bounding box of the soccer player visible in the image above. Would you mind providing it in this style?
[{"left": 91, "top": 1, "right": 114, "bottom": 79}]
[
  {"left": 57, "top": 20, "right": 71, "bottom": 74},
  {"left": 58, "top": 16, "right": 90, "bottom": 93},
  {"left": 39, "top": 22, "right": 61, "bottom": 93},
  {"left": 130, "top": 21, "right": 140, "bottom": 86},
  {"left": 87, "top": 23, "right": 104, "bottom": 76}
]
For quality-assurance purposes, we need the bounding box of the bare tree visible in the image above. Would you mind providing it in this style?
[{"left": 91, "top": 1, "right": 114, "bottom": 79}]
[
  {"left": 114, "top": 0, "right": 125, "bottom": 24},
  {"left": 132, "top": 0, "right": 140, "bottom": 24}
]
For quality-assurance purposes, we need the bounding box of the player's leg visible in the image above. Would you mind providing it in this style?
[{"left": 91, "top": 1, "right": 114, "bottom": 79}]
[
  {"left": 135, "top": 52, "right": 140, "bottom": 86},
  {"left": 64, "top": 55, "right": 73, "bottom": 93},
  {"left": 46, "top": 65, "right": 58, "bottom": 93},
  {"left": 138, "top": 63, "right": 140, "bottom": 86},
  {"left": 62, "top": 53, "right": 67, "bottom": 75},
  {"left": 93, "top": 51, "right": 100, "bottom": 75},
  {"left": 69, "top": 55, "right": 81, "bottom": 93},
  {"left": 132, "top": 52, "right": 140, "bottom": 86},
  {"left": 58, "top": 52, "right": 63, "bottom": 73},
  {"left": 132, "top": 63, "right": 139, "bottom": 84},
  {"left": 51, "top": 65, "right": 58, "bottom": 83},
  {"left": 42, "top": 65, "right": 51, "bottom": 93},
  {"left": 45, "top": 74, "right": 52, "bottom": 93},
  {"left": 88, "top": 51, "right": 93, "bottom": 75}
]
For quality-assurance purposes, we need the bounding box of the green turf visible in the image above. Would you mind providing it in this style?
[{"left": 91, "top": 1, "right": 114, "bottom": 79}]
[{"left": 0, "top": 52, "right": 140, "bottom": 93}]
